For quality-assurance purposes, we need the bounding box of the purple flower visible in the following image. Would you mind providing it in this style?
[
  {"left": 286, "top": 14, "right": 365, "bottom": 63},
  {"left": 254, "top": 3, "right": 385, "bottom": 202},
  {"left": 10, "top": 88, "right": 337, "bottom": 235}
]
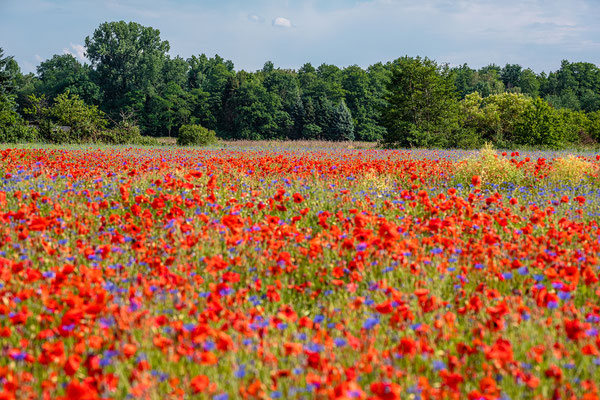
[{"left": 363, "top": 317, "right": 379, "bottom": 330}]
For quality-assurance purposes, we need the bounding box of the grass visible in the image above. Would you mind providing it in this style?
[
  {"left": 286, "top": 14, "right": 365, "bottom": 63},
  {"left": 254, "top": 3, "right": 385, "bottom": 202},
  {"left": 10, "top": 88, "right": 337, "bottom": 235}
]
[{"left": 453, "top": 142, "right": 527, "bottom": 186}]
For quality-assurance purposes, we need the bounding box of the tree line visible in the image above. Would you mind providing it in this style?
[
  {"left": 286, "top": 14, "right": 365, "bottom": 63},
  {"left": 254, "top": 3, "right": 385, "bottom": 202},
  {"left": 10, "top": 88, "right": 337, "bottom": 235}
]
[{"left": 1, "top": 20, "right": 600, "bottom": 148}]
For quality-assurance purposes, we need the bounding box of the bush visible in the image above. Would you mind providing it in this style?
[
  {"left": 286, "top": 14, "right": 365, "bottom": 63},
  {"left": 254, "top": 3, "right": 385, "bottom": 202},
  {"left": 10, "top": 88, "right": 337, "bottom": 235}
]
[
  {"left": 587, "top": 111, "right": 600, "bottom": 142},
  {"left": 513, "top": 98, "right": 565, "bottom": 149},
  {"left": 557, "top": 109, "right": 589, "bottom": 144},
  {"left": 0, "top": 93, "right": 38, "bottom": 143},
  {"left": 48, "top": 92, "right": 107, "bottom": 143},
  {"left": 459, "top": 92, "right": 531, "bottom": 146},
  {"left": 447, "top": 126, "right": 482, "bottom": 149},
  {"left": 302, "top": 123, "right": 322, "bottom": 140},
  {"left": 25, "top": 92, "right": 107, "bottom": 144},
  {"left": 177, "top": 124, "right": 217, "bottom": 146},
  {"left": 101, "top": 119, "right": 143, "bottom": 144},
  {"left": 453, "top": 143, "right": 526, "bottom": 186}
]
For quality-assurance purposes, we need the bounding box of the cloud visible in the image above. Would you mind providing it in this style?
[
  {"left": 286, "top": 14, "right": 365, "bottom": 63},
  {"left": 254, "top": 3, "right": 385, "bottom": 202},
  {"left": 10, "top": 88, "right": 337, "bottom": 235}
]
[
  {"left": 248, "top": 13, "right": 265, "bottom": 23},
  {"left": 63, "top": 43, "right": 86, "bottom": 61},
  {"left": 272, "top": 17, "right": 292, "bottom": 28},
  {"left": 34, "top": 54, "right": 43, "bottom": 62}
]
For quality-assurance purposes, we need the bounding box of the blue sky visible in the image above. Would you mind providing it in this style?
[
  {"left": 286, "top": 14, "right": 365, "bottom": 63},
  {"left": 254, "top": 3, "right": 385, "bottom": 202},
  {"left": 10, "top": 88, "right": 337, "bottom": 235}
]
[{"left": 1, "top": 0, "right": 599, "bottom": 74}]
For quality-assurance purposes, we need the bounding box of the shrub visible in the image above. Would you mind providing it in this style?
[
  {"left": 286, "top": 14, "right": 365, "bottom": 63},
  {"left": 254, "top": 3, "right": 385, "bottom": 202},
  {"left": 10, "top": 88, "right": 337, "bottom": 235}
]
[
  {"left": 101, "top": 119, "right": 143, "bottom": 144},
  {"left": 0, "top": 93, "right": 38, "bottom": 143},
  {"left": 513, "top": 98, "right": 565, "bottom": 149},
  {"left": 453, "top": 142, "right": 526, "bottom": 186},
  {"left": 177, "top": 124, "right": 217, "bottom": 146},
  {"left": 557, "top": 109, "right": 589, "bottom": 144},
  {"left": 48, "top": 92, "right": 107, "bottom": 143},
  {"left": 587, "top": 111, "right": 600, "bottom": 142},
  {"left": 302, "top": 124, "right": 322, "bottom": 140},
  {"left": 25, "top": 92, "right": 108, "bottom": 144},
  {"left": 459, "top": 92, "right": 531, "bottom": 147}
]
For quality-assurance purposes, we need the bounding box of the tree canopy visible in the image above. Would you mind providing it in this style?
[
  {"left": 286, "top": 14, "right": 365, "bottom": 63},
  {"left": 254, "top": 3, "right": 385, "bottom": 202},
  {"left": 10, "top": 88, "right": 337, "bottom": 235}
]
[{"left": 2, "top": 22, "right": 600, "bottom": 148}]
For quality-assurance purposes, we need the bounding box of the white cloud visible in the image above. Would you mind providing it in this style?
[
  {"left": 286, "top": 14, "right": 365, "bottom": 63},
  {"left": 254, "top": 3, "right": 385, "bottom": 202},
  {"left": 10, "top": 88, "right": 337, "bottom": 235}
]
[
  {"left": 63, "top": 43, "right": 86, "bottom": 62},
  {"left": 248, "top": 13, "right": 265, "bottom": 23},
  {"left": 272, "top": 17, "right": 292, "bottom": 28},
  {"left": 34, "top": 54, "right": 43, "bottom": 62}
]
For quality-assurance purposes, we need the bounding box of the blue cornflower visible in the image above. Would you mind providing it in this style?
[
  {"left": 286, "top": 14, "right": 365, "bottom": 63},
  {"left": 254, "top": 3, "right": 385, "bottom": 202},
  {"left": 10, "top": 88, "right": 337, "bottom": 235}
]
[{"left": 363, "top": 317, "right": 379, "bottom": 330}]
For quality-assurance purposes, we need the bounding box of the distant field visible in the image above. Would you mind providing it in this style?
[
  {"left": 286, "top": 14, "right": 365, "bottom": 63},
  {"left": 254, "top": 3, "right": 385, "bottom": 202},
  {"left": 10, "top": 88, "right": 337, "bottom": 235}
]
[{"left": 1, "top": 146, "right": 600, "bottom": 399}]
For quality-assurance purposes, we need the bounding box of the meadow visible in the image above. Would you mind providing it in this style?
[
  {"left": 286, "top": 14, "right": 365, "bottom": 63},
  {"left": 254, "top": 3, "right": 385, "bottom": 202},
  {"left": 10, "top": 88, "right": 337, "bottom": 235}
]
[{"left": 1, "top": 143, "right": 600, "bottom": 400}]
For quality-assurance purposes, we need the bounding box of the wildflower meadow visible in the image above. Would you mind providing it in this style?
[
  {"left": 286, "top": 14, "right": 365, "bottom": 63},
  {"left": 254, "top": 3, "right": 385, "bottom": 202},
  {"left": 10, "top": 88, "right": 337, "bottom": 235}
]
[{"left": 1, "top": 145, "right": 600, "bottom": 400}]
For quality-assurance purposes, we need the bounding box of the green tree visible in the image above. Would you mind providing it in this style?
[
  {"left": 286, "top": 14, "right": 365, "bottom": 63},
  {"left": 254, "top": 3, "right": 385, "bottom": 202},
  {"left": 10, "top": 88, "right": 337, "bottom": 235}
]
[
  {"left": 0, "top": 48, "right": 15, "bottom": 95},
  {"left": 36, "top": 54, "right": 100, "bottom": 104},
  {"left": 519, "top": 68, "right": 540, "bottom": 97},
  {"left": 0, "top": 49, "right": 38, "bottom": 143},
  {"left": 85, "top": 21, "right": 170, "bottom": 119},
  {"left": 472, "top": 65, "right": 504, "bottom": 97},
  {"left": 587, "top": 111, "right": 600, "bottom": 142},
  {"left": 451, "top": 64, "right": 476, "bottom": 98},
  {"left": 382, "top": 56, "right": 459, "bottom": 147},
  {"left": 501, "top": 64, "right": 522, "bottom": 90},
  {"left": 223, "top": 78, "right": 288, "bottom": 140},
  {"left": 143, "top": 82, "right": 191, "bottom": 137},
  {"left": 25, "top": 92, "right": 107, "bottom": 143},
  {"left": 514, "top": 97, "right": 564, "bottom": 148},
  {"left": 460, "top": 92, "right": 532, "bottom": 146},
  {"left": 327, "top": 101, "right": 354, "bottom": 141},
  {"left": 187, "top": 54, "right": 235, "bottom": 132},
  {"left": 342, "top": 65, "right": 386, "bottom": 141}
]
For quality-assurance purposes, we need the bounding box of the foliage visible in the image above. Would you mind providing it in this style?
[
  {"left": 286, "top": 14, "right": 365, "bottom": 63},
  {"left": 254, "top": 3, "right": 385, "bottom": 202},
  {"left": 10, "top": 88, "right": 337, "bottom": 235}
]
[
  {"left": 586, "top": 110, "right": 600, "bottom": 142},
  {"left": 302, "top": 123, "right": 322, "bottom": 139},
  {"left": 3, "top": 25, "right": 600, "bottom": 146},
  {"left": 460, "top": 92, "right": 531, "bottom": 146},
  {"left": 0, "top": 93, "right": 38, "bottom": 143},
  {"left": 35, "top": 54, "right": 101, "bottom": 104},
  {"left": 176, "top": 124, "right": 217, "bottom": 146},
  {"left": 327, "top": 101, "right": 354, "bottom": 141},
  {"left": 0, "top": 47, "right": 15, "bottom": 95},
  {"left": 382, "top": 56, "right": 459, "bottom": 148},
  {"left": 100, "top": 113, "right": 158, "bottom": 145},
  {"left": 84, "top": 21, "right": 170, "bottom": 120},
  {"left": 25, "top": 92, "right": 107, "bottom": 144},
  {"left": 513, "top": 98, "right": 565, "bottom": 149}
]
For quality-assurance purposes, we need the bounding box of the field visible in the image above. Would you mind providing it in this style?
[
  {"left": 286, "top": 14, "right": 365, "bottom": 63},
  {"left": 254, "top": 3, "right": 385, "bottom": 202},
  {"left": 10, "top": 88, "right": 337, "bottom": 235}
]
[{"left": 1, "top": 144, "right": 600, "bottom": 400}]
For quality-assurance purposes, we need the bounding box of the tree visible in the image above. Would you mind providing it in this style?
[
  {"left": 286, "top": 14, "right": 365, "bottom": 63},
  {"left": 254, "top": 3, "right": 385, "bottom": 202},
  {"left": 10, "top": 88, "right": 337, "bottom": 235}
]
[
  {"left": 327, "top": 101, "right": 354, "bottom": 141},
  {"left": 25, "top": 92, "right": 107, "bottom": 143},
  {"left": 187, "top": 54, "right": 235, "bottom": 132},
  {"left": 0, "top": 49, "right": 38, "bottom": 143},
  {"left": 143, "top": 81, "right": 191, "bottom": 137},
  {"left": 460, "top": 92, "right": 531, "bottom": 146},
  {"left": 501, "top": 64, "right": 522, "bottom": 90},
  {"left": 342, "top": 65, "right": 382, "bottom": 141},
  {"left": 222, "top": 78, "right": 288, "bottom": 140},
  {"left": 451, "top": 64, "right": 476, "bottom": 98},
  {"left": 382, "top": 56, "right": 459, "bottom": 147},
  {"left": 85, "top": 21, "right": 170, "bottom": 119},
  {"left": 514, "top": 97, "right": 564, "bottom": 148},
  {"left": 0, "top": 48, "right": 15, "bottom": 95},
  {"left": 36, "top": 54, "right": 100, "bottom": 104},
  {"left": 519, "top": 68, "right": 540, "bottom": 98},
  {"left": 472, "top": 65, "right": 504, "bottom": 97}
]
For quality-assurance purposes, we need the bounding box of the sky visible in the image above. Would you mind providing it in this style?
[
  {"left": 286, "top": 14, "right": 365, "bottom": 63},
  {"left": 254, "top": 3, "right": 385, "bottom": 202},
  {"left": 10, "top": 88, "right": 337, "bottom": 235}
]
[{"left": 1, "top": 0, "right": 599, "bottom": 74}]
